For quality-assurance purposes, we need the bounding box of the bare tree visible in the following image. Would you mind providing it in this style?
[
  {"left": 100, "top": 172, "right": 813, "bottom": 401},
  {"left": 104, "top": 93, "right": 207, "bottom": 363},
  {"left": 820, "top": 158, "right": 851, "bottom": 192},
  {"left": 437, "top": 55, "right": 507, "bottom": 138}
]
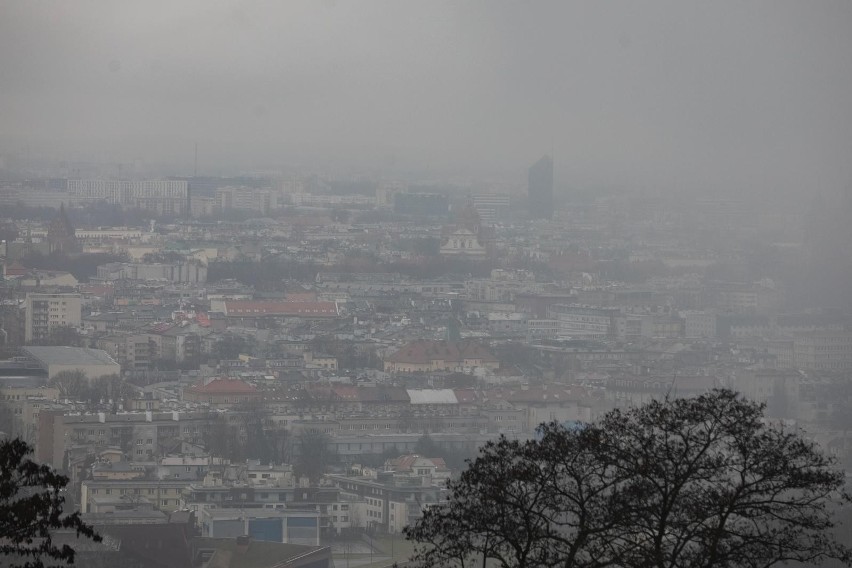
[{"left": 406, "top": 390, "right": 852, "bottom": 568}]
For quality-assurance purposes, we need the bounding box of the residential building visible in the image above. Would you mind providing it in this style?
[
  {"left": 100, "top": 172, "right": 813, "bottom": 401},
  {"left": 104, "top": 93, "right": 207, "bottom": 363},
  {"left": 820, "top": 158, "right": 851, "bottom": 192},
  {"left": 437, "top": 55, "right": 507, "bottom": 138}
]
[
  {"left": 24, "top": 293, "right": 82, "bottom": 342},
  {"left": 471, "top": 193, "right": 511, "bottom": 225},
  {"left": 768, "top": 331, "right": 852, "bottom": 371},
  {"left": 97, "top": 261, "right": 207, "bottom": 283},
  {"left": 183, "top": 378, "right": 261, "bottom": 409},
  {"left": 547, "top": 304, "right": 625, "bottom": 340},
  {"left": 209, "top": 300, "right": 340, "bottom": 326},
  {"left": 216, "top": 187, "right": 279, "bottom": 215},
  {"left": 81, "top": 478, "right": 190, "bottom": 513},
  {"left": 383, "top": 340, "right": 499, "bottom": 373},
  {"left": 67, "top": 179, "right": 190, "bottom": 216},
  {"left": 328, "top": 472, "right": 446, "bottom": 534},
  {"left": 681, "top": 310, "right": 717, "bottom": 339}
]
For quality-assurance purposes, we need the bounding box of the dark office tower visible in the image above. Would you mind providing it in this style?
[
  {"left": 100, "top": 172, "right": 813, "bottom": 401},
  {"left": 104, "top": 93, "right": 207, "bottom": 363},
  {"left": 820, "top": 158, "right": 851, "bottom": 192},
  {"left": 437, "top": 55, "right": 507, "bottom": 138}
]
[{"left": 528, "top": 155, "right": 554, "bottom": 219}]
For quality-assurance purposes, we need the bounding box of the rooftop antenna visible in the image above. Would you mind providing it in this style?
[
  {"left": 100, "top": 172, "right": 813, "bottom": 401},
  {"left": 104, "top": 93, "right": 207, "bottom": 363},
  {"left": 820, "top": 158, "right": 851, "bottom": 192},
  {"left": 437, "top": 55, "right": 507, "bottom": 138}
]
[{"left": 194, "top": 142, "right": 198, "bottom": 177}]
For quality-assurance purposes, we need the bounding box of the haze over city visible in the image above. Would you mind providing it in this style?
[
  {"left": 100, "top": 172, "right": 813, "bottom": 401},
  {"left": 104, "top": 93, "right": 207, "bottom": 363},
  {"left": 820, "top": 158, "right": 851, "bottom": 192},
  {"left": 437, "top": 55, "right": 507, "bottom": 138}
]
[
  {"left": 2, "top": 1, "right": 852, "bottom": 198},
  {"left": 3, "top": 3, "right": 852, "bottom": 568}
]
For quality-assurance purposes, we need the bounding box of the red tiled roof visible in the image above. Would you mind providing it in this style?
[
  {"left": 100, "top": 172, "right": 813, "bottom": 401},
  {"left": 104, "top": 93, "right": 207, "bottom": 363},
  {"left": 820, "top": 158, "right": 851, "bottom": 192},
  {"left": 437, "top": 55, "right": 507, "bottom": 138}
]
[
  {"left": 80, "top": 285, "right": 114, "bottom": 297},
  {"left": 332, "top": 386, "right": 359, "bottom": 400},
  {"left": 186, "top": 378, "right": 258, "bottom": 395},
  {"left": 224, "top": 300, "right": 338, "bottom": 317},
  {"left": 452, "top": 389, "right": 479, "bottom": 403},
  {"left": 385, "top": 340, "right": 497, "bottom": 365},
  {"left": 4, "top": 262, "right": 29, "bottom": 276},
  {"left": 149, "top": 322, "right": 175, "bottom": 334},
  {"left": 391, "top": 455, "right": 418, "bottom": 471}
]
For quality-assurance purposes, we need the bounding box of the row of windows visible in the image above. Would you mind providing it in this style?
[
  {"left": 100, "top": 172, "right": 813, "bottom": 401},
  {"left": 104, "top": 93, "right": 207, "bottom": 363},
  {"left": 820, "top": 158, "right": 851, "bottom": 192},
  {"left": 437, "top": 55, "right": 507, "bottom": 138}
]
[
  {"left": 90, "top": 487, "right": 180, "bottom": 496},
  {"left": 343, "top": 423, "right": 393, "bottom": 430}
]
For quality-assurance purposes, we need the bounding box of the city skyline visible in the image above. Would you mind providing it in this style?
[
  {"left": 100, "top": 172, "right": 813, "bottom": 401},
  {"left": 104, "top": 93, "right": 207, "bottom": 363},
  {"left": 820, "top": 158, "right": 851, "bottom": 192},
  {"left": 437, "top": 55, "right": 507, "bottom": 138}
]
[{"left": 2, "top": 1, "right": 852, "bottom": 198}]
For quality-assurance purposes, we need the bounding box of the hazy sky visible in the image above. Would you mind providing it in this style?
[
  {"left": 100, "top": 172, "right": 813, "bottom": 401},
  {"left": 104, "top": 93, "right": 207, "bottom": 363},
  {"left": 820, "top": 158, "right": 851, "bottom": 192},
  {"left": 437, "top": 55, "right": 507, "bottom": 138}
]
[{"left": 2, "top": 1, "right": 851, "bottom": 195}]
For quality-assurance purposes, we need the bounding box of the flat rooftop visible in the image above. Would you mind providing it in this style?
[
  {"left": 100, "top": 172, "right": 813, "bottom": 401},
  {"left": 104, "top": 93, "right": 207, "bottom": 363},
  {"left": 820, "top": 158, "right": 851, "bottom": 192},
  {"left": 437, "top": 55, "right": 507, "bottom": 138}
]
[{"left": 22, "top": 346, "right": 119, "bottom": 367}]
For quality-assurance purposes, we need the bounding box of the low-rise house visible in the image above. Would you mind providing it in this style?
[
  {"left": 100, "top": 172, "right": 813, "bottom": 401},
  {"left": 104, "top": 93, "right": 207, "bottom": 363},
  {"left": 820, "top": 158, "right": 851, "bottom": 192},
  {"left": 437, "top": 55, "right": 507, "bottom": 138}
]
[
  {"left": 92, "top": 460, "right": 146, "bottom": 481},
  {"left": 209, "top": 299, "right": 340, "bottom": 326},
  {"left": 383, "top": 339, "right": 499, "bottom": 373},
  {"left": 183, "top": 378, "right": 261, "bottom": 409},
  {"left": 81, "top": 478, "right": 189, "bottom": 513},
  {"left": 328, "top": 470, "right": 447, "bottom": 534},
  {"left": 383, "top": 454, "right": 452, "bottom": 486}
]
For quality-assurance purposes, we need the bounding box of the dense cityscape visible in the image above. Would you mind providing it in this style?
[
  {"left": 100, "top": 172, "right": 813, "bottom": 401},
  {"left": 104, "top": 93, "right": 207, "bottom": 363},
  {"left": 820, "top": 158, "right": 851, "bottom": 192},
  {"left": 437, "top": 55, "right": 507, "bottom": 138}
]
[
  {"left": 3, "top": 2, "right": 852, "bottom": 568},
  {"left": 1, "top": 156, "right": 852, "bottom": 566}
]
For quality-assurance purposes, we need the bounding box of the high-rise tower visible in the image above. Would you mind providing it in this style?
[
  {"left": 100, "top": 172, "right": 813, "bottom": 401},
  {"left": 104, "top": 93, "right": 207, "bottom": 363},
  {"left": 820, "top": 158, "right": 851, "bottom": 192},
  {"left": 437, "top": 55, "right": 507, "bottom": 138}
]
[{"left": 528, "top": 155, "right": 554, "bottom": 219}]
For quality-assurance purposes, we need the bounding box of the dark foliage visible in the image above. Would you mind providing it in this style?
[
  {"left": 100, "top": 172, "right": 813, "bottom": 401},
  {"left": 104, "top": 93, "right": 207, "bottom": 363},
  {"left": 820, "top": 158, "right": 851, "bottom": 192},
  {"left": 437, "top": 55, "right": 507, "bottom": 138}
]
[
  {"left": 406, "top": 390, "right": 852, "bottom": 568},
  {"left": 31, "top": 325, "right": 85, "bottom": 348},
  {"left": 212, "top": 334, "right": 257, "bottom": 360},
  {"left": 20, "top": 251, "right": 129, "bottom": 283},
  {"left": 207, "top": 259, "right": 318, "bottom": 288},
  {"left": 0, "top": 439, "right": 101, "bottom": 568},
  {"left": 294, "top": 431, "right": 334, "bottom": 484}
]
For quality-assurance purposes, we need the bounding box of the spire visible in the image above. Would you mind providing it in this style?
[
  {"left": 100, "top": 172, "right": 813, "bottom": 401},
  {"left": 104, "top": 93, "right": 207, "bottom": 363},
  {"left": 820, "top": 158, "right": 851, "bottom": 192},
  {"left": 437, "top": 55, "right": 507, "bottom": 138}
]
[{"left": 47, "top": 203, "right": 78, "bottom": 253}]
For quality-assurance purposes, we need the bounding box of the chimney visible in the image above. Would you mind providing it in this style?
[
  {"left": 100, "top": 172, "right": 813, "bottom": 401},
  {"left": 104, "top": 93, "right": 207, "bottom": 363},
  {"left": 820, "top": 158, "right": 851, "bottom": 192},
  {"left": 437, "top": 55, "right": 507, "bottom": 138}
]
[{"left": 236, "top": 535, "right": 250, "bottom": 554}]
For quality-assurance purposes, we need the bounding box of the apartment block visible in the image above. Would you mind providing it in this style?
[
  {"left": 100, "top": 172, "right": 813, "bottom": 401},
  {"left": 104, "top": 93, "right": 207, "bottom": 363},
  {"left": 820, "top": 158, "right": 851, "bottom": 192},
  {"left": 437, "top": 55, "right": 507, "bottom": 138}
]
[{"left": 24, "top": 293, "right": 82, "bottom": 342}]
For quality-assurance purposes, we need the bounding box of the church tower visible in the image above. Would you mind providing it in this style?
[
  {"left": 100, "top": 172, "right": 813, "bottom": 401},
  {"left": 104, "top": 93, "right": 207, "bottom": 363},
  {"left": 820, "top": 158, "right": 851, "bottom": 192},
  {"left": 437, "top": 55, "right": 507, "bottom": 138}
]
[{"left": 46, "top": 204, "right": 80, "bottom": 254}]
